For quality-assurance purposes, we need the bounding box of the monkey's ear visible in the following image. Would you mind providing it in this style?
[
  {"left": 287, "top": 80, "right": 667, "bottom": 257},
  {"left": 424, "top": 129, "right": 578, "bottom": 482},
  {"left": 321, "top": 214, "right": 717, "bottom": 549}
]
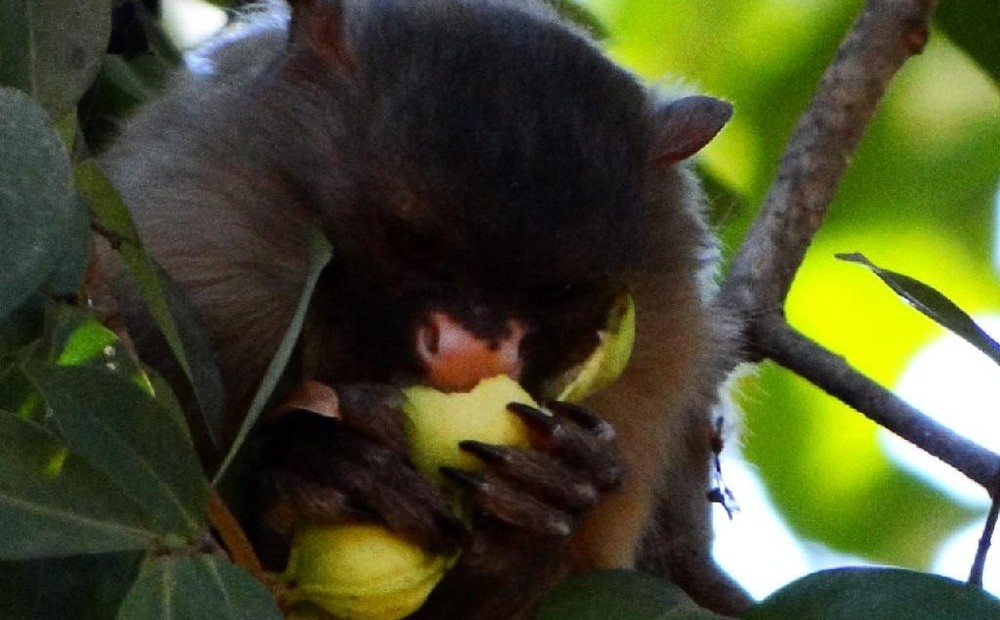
[
  {"left": 653, "top": 96, "right": 732, "bottom": 165},
  {"left": 286, "top": 0, "right": 354, "bottom": 73}
]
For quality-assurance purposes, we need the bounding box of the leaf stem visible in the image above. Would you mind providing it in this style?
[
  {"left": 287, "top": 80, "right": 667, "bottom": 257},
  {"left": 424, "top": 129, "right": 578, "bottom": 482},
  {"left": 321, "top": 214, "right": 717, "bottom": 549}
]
[{"left": 207, "top": 488, "right": 266, "bottom": 583}]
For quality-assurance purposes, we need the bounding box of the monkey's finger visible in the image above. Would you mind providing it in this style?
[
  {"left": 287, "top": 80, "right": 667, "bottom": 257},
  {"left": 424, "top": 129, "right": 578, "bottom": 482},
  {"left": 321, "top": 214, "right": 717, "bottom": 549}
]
[
  {"left": 259, "top": 470, "right": 358, "bottom": 536},
  {"left": 458, "top": 441, "right": 599, "bottom": 513},
  {"left": 315, "top": 439, "right": 466, "bottom": 553},
  {"left": 359, "top": 455, "right": 468, "bottom": 554},
  {"left": 507, "top": 402, "right": 624, "bottom": 491},
  {"left": 261, "top": 464, "right": 464, "bottom": 556},
  {"left": 441, "top": 467, "right": 575, "bottom": 540},
  {"left": 544, "top": 400, "right": 616, "bottom": 442},
  {"left": 332, "top": 383, "right": 410, "bottom": 454},
  {"left": 262, "top": 411, "right": 464, "bottom": 552}
]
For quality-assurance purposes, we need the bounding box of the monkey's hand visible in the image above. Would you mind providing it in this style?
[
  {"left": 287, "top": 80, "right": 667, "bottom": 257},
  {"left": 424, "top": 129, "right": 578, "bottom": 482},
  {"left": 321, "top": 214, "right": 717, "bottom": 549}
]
[
  {"left": 257, "top": 384, "right": 464, "bottom": 564},
  {"left": 412, "top": 400, "right": 624, "bottom": 620}
]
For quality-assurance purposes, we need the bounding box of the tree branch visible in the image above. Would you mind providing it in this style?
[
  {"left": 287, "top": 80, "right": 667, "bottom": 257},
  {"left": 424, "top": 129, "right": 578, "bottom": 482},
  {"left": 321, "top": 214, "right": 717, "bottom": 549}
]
[
  {"left": 754, "top": 315, "right": 1000, "bottom": 489},
  {"left": 711, "top": 0, "right": 1000, "bottom": 496},
  {"left": 661, "top": 0, "right": 999, "bottom": 607},
  {"left": 718, "top": 0, "right": 938, "bottom": 316}
]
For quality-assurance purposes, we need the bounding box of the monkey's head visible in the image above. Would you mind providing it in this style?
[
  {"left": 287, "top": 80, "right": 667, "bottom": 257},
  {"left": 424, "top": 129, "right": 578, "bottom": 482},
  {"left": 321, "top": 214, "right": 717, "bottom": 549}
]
[{"left": 270, "top": 0, "right": 731, "bottom": 396}]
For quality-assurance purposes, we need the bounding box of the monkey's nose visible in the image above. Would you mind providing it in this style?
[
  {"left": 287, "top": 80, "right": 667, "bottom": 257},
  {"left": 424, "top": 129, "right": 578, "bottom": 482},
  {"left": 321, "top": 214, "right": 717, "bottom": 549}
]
[{"left": 416, "top": 313, "right": 525, "bottom": 392}]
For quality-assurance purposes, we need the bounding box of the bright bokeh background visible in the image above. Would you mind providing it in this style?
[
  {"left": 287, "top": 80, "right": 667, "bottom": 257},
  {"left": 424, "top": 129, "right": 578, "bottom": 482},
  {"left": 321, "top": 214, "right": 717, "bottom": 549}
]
[
  {"left": 166, "top": 0, "right": 1000, "bottom": 601},
  {"left": 577, "top": 0, "right": 1000, "bottom": 600}
]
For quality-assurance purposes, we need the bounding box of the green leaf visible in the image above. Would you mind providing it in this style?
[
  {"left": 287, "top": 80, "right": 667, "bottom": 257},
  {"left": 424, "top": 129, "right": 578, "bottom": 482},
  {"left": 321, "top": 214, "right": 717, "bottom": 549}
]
[
  {"left": 214, "top": 231, "right": 332, "bottom": 484},
  {"left": 0, "top": 0, "right": 114, "bottom": 118},
  {"left": 41, "top": 302, "right": 155, "bottom": 394},
  {"left": 543, "top": 0, "right": 609, "bottom": 39},
  {"left": 44, "top": 303, "right": 119, "bottom": 366},
  {"left": 0, "top": 295, "right": 45, "bottom": 359},
  {"left": 44, "top": 195, "right": 91, "bottom": 298},
  {"left": 0, "top": 362, "right": 41, "bottom": 421},
  {"left": 936, "top": 0, "right": 1000, "bottom": 79},
  {"left": 80, "top": 54, "right": 175, "bottom": 151},
  {"left": 0, "top": 552, "right": 142, "bottom": 620},
  {"left": 76, "top": 159, "right": 228, "bottom": 451},
  {"left": 117, "top": 555, "right": 282, "bottom": 620},
  {"left": 0, "top": 88, "right": 75, "bottom": 320},
  {"left": 747, "top": 567, "right": 1000, "bottom": 619},
  {"left": 0, "top": 410, "right": 160, "bottom": 558},
  {"left": 538, "top": 570, "right": 729, "bottom": 620},
  {"left": 837, "top": 253, "right": 1000, "bottom": 366},
  {"left": 23, "top": 363, "right": 209, "bottom": 538}
]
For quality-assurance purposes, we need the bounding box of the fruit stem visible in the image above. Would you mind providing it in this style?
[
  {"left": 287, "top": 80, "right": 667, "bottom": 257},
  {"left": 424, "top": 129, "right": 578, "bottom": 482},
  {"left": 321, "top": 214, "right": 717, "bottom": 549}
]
[{"left": 208, "top": 487, "right": 268, "bottom": 583}]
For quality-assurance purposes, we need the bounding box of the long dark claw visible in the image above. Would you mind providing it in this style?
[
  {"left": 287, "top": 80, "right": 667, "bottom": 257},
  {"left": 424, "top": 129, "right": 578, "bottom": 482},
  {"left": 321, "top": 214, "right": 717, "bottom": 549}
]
[
  {"left": 544, "top": 400, "right": 599, "bottom": 428},
  {"left": 459, "top": 440, "right": 511, "bottom": 465},
  {"left": 545, "top": 401, "right": 616, "bottom": 440},
  {"left": 507, "top": 402, "right": 556, "bottom": 432},
  {"left": 441, "top": 466, "right": 486, "bottom": 491}
]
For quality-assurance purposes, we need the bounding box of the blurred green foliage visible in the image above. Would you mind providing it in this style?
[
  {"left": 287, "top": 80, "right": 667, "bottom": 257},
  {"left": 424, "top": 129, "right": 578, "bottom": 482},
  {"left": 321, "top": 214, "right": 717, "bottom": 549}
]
[{"left": 583, "top": 0, "right": 1000, "bottom": 572}]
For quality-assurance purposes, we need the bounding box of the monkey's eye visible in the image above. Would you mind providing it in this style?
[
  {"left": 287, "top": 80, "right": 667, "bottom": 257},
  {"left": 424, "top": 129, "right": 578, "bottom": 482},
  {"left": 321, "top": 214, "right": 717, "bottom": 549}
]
[{"left": 387, "top": 224, "right": 438, "bottom": 262}]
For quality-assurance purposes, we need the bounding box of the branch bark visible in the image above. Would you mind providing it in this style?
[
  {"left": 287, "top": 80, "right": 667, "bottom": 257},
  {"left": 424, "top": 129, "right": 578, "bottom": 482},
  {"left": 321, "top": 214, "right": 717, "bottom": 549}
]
[
  {"left": 661, "top": 2, "right": 966, "bottom": 611},
  {"left": 754, "top": 316, "right": 1000, "bottom": 488},
  {"left": 711, "top": 0, "right": 1000, "bottom": 495},
  {"left": 718, "top": 0, "right": 938, "bottom": 316}
]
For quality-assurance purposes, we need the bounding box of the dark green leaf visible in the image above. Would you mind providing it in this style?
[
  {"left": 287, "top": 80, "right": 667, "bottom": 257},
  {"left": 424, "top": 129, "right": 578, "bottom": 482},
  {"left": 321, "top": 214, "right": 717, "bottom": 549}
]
[
  {"left": 41, "top": 302, "right": 154, "bottom": 395},
  {"left": 837, "top": 252, "right": 1000, "bottom": 366},
  {"left": 0, "top": 410, "right": 160, "bottom": 558},
  {"left": 538, "top": 570, "right": 729, "bottom": 620},
  {"left": 24, "top": 363, "right": 209, "bottom": 538},
  {"left": 54, "top": 110, "right": 78, "bottom": 151},
  {"left": 747, "top": 567, "right": 1000, "bottom": 619},
  {"left": 44, "top": 195, "right": 91, "bottom": 297},
  {"left": 936, "top": 0, "right": 1000, "bottom": 79},
  {"left": 79, "top": 54, "right": 174, "bottom": 151},
  {"left": 43, "top": 303, "right": 120, "bottom": 366},
  {"left": 0, "top": 0, "right": 114, "bottom": 118},
  {"left": 117, "top": 555, "right": 282, "bottom": 620},
  {"left": 214, "top": 231, "right": 332, "bottom": 484},
  {"left": 0, "top": 88, "right": 75, "bottom": 320},
  {"left": 0, "top": 552, "right": 142, "bottom": 620},
  {"left": 146, "top": 371, "right": 190, "bottom": 431},
  {"left": 98, "top": 55, "right": 165, "bottom": 105},
  {"left": 0, "top": 297, "right": 45, "bottom": 419},
  {"left": 76, "top": 159, "right": 227, "bottom": 451},
  {"left": 0, "top": 363, "right": 41, "bottom": 421},
  {"left": 0, "top": 296, "right": 45, "bottom": 358}
]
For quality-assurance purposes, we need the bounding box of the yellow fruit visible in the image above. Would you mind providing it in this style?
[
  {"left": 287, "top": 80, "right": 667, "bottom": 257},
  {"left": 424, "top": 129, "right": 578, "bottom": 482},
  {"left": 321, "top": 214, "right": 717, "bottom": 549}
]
[
  {"left": 547, "top": 292, "right": 636, "bottom": 403},
  {"left": 402, "top": 374, "right": 539, "bottom": 484},
  {"left": 281, "top": 295, "right": 636, "bottom": 620},
  {"left": 283, "top": 524, "right": 455, "bottom": 620}
]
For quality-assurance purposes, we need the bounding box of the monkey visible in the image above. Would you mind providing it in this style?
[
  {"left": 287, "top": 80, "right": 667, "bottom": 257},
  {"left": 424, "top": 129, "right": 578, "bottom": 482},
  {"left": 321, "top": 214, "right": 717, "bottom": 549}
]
[{"left": 97, "top": 0, "right": 735, "bottom": 617}]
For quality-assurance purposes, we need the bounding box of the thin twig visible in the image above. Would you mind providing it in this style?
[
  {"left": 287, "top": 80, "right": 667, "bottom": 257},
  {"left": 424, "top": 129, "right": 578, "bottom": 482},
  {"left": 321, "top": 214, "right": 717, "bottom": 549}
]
[
  {"left": 207, "top": 488, "right": 268, "bottom": 583},
  {"left": 755, "top": 315, "right": 1000, "bottom": 489},
  {"left": 970, "top": 480, "right": 1000, "bottom": 586}
]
